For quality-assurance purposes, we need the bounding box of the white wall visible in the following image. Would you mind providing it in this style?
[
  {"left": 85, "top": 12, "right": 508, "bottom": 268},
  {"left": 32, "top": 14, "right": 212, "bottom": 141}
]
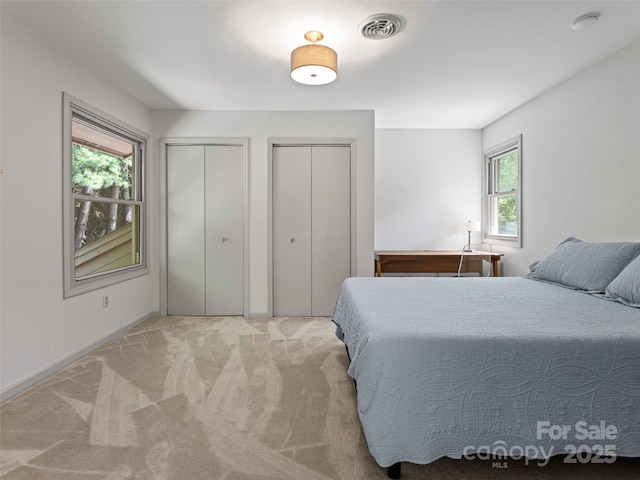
[
  {"left": 375, "top": 129, "right": 482, "bottom": 250},
  {"left": 483, "top": 39, "right": 640, "bottom": 276},
  {"left": 0, "top": 13, "right": 159, "bottom": 398},
  {"left": 153, "top": 110, "right": 375, "bottom": 316}
]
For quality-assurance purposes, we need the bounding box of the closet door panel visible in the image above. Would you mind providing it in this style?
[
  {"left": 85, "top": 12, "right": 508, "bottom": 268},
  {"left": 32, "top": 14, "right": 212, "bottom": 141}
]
[
  {"left": 167, "top": 145, "right": 206, "bottom": 315},
  {"left": 273, "top": 146, "right": 312, "bottom": 316},
  {"left": 311, "top": 146, "right": 351, "bottom": 316},
  {"left": 205, "top": 145, "right": 244, "bottom": 315}
]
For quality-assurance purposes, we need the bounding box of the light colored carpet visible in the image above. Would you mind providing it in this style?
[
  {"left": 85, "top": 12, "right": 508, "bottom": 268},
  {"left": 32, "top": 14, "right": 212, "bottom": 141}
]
[{"left": 1, "top": 316, "right": 638, "bottom": 479}]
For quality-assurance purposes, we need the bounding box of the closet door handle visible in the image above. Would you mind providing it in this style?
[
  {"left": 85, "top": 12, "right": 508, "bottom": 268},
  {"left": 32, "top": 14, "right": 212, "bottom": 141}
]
[
  {"left": 290, "top": 238, "right": 295, "bottom": 243},
  {"left": 222, "top": 237, "right": 229, "bottom": 242}
]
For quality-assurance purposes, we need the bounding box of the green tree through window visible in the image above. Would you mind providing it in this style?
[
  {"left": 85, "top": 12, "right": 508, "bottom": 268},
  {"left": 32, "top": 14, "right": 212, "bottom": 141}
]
[
  {"left": 496, "top": 151, "right": 518, "bottom": 233},
  {"left": 72, "top": 144, "right": 133, "bottom": 249}
]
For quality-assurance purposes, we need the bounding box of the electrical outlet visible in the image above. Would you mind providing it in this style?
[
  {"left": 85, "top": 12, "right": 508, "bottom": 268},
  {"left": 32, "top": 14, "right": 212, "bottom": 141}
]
[{"left": 103, "top": 295, "right": 109, "bottom": 309}]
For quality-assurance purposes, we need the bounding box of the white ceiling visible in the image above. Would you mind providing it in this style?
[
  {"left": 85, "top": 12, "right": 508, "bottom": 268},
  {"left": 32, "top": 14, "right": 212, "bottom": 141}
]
[{"left": 3, "top": 1, "right": 640, "bottom": 128}]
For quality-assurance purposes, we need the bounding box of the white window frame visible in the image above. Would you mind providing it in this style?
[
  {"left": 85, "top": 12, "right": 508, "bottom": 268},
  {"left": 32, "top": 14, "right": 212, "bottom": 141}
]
[
  {"left": 62, "top": 93, "right": 149, "bottom": 298},
  {"left": 482, "top": 134, "right": 522, "bottom": 248}
]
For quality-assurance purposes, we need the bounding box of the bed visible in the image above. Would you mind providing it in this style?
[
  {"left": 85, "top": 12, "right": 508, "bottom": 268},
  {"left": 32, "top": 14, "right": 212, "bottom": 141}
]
[{"left": 332, "top": 238, "right": 640, "bottom": 478}]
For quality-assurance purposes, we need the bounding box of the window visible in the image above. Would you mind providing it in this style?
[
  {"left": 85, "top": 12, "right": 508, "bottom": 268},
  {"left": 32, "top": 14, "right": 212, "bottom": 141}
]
[
  {"left": 63, "top": 93, "right": 149, "bottom": 297},
  {"left": 483, "top": 135, "right": 522, "bottom": 247}
]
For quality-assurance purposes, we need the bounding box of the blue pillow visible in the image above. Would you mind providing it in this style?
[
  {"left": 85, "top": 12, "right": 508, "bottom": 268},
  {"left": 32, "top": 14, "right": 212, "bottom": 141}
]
[
  {"left": 605, "top": 254, "right": 640, "bottom": 307},
  {"left": 525, "top": 237, "right": 640, "bottom": 293}
]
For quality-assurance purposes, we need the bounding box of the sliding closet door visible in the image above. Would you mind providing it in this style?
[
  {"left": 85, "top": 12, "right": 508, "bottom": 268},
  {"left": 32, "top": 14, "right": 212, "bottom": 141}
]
[
  {"left": 167, "top": 145, "right": 206, "bottom": 315},
  {"left": 167, "top": 144, "right": 244, "bottom": 316},
  {"left": 273, "top": 146, "right": 312, "bottom": 316},
  {"left": 311, "top": 146, "right": 351, "bottom": 316},
  {"left": 205, "top": 145, "right": 244, "bottom": 315}
]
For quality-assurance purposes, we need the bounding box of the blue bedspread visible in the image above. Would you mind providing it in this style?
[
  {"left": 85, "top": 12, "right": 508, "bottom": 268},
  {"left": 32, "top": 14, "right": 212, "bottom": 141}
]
[{"left": 332, "top": 277, "right": 640, "bottom": 467}]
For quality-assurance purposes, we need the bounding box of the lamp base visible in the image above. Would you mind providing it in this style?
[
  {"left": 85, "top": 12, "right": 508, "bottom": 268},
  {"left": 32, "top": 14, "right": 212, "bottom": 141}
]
[{"left": 463, "top": 231, "right": 472, "bottom": 252}]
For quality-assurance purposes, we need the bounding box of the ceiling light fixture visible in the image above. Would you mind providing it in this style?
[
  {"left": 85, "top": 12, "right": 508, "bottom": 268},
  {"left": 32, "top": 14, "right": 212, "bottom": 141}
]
[
  {"left": 571, "top": 12, "right": 600, "bottom": 31},
  {"left": 290, "top": 31, "right": 337, "bottom": 85}
]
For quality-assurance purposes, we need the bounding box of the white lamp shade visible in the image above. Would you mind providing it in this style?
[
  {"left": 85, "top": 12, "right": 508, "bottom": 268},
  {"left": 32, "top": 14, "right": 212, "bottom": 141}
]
[
  {"left": 290, "top": 44, "right": 337, "bottom": 85},
  {"left": 465, "top": 221, "right": 481, "bottom": 232}
]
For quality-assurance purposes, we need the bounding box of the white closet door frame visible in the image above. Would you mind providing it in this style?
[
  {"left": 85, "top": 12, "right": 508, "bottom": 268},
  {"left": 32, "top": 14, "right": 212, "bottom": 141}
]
[
  {"left": 159, "top": 137, "right": 250, "bottom": 317},
  {"left": 267, "top": 138, "right": 357, "bottom": 317}
]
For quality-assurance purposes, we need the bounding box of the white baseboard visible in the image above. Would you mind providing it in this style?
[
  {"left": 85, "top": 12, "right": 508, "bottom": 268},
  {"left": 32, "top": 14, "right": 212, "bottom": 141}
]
[{"left": 0, "top": 311, "right": 159, "bottom": 403}]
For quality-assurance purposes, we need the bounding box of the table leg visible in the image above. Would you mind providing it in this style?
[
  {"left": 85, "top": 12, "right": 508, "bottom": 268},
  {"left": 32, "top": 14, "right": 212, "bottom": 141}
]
[
  {"left": 376, "top": 260, "right": 382, "bottom": 277},
  {"left": 492, "top": 259, "right": 500, "bottom": 277}
]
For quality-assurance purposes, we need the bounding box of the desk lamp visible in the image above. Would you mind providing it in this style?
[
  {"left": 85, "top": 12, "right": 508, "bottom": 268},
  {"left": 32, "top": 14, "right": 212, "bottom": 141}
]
[{"left": 464, "top": 221, "right": 481, "bottom": 252}]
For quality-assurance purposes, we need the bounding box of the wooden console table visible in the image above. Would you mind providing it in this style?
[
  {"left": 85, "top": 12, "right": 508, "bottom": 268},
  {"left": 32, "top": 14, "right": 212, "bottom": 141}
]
[{"left": 374, "top": 250, "right": 504, "bottom": 277}]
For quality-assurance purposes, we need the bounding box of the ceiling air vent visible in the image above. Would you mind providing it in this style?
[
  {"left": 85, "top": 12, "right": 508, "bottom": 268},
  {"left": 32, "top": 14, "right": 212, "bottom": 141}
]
[{"left": 358, "top": 14, "right": 405, "bottom": 40}]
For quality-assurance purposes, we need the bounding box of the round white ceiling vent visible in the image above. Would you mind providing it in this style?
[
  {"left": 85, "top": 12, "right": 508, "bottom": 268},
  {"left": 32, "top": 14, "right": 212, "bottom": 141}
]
[
  {"left": 358, "top": 14, "right": 405, "bottom": 40},
  {"left": 572, "top": 12, "right": 600, "bottom": 31}
]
